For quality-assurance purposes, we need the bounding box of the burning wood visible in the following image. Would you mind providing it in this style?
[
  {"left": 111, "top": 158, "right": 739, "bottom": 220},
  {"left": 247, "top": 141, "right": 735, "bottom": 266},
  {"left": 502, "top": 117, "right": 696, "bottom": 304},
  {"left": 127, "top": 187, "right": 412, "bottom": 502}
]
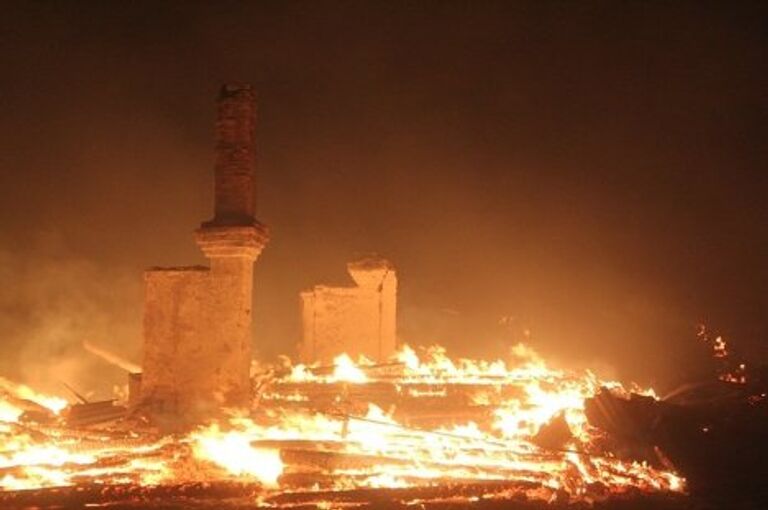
[
  {"left": 65, "top": 400, "right": 127, "bottom": 427},
  {"left": 585, "top": 374, "right": 768, "bottom": 504},
  {"left": 82, "top": 340, "right": 141, "bottom": 374},
  {"left": 0, "top": 344, "right": 686, "bottom": 507}
]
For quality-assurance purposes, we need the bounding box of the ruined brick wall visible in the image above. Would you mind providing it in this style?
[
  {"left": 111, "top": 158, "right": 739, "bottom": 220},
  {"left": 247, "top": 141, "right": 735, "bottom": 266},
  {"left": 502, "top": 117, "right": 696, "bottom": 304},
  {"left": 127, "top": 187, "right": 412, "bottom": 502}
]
[
  {"left": 141, "top": 267, "right": 210, "bottom": 416},
  {"left": 211, "top": 84, "right": 257, "bottom": 226},
  {"left": 300, "top": 257, "right": 397, "bottom": 363},
  {"left": 137, "top": 84, "right": 268, "bottom": 424},
  {"left": 140, "top": 253, "right": 260, "bottom": 418}
]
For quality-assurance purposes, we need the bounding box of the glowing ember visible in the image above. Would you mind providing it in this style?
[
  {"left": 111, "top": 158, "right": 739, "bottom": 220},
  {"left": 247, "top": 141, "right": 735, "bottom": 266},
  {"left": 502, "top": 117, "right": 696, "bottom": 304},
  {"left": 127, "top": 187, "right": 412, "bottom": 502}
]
[
  {"left": 698, "top": 326, "right": 749, "bottom": 385},
  {"left": 0, "top": 344, "right": 685, "bottom": 504}
]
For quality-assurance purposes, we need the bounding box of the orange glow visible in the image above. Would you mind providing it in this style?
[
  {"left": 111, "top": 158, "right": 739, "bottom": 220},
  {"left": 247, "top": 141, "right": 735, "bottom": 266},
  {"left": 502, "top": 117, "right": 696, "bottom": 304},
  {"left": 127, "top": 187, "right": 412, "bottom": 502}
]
[
  {"left": 0, "top": 377, "right": 68, "bottom": 415},
  {"left": 191, "top": 423, "right": 283, "bottom": 486},
  {"left": 0, "top": 344, "right": 685, "bottom": 503}
]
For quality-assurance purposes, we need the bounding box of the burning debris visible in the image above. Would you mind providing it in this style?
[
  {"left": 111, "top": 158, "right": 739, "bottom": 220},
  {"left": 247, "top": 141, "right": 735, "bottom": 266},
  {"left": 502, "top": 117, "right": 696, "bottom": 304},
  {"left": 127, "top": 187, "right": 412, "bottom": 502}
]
[
  {"left": 696, "top": 325, "right": 750, "bottom": 385},
  {"left": 585, "top": 329, "right": 768, "bottom": 507},
  {"left": 1, "top": 344, "right": 686, "bottom": 508}
]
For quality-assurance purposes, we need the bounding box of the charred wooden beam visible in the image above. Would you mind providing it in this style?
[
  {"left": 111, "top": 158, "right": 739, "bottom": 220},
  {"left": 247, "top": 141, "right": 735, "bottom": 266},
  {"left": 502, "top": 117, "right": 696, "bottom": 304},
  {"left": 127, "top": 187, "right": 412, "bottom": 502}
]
[
  {"left": 0, "top": 482, "right": 264, "bottom": 509},
  {"left": 265, "top": 480, "right": 543, "bottom": 506},
  {"left": 65, "top": 401, "right": 127, "bottom": 427}
]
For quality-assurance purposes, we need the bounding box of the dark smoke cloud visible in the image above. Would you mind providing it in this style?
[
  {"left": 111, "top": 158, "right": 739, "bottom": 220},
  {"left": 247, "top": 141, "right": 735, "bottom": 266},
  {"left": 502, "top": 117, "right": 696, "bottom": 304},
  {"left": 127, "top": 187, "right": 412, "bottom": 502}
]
[{"left": 0, "top": 1, "right": 766, "bottom": 394}]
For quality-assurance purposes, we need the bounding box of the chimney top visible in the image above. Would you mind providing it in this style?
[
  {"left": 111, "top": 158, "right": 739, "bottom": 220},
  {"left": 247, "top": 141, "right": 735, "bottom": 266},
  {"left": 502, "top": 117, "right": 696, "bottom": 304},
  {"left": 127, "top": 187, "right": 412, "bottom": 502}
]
[{"left": 219, "top": 83, "right": 254, "bottom": 99}]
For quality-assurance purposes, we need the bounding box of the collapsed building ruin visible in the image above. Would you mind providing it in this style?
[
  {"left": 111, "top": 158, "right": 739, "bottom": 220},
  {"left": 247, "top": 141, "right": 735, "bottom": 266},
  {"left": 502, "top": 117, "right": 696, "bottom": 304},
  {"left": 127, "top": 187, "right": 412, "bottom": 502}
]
[
  {"left": 138, "top": 84, "right": 269, "bottom": 418},
  {"left": 299, "top": 256, "right": 397, "bottom": 363},
  {"left": 135, "top": 84, "right": 398, "bottom": 419}
]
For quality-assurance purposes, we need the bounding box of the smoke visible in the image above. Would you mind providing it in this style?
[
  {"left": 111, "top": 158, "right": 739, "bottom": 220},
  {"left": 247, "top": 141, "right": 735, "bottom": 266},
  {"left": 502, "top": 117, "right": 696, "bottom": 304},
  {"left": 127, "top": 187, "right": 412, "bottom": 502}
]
[
  {"left": 0, "top": 2, "right": 766, "bottom": 394},
  {"left": 0, "top": 233, "right": 141, "bottom": 400}
]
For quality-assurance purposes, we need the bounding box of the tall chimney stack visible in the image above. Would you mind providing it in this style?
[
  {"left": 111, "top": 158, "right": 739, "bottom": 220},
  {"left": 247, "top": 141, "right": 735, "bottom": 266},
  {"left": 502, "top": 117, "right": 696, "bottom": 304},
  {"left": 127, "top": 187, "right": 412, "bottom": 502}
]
[
  {"left": 139, "top": 84, "right": 269, "bottom": 425},
  {"left": 193, "top": 83, "right": 269, "bottom": 412},
  {"left": 208, "top": 83, "right": 257, "bottom": 226}
]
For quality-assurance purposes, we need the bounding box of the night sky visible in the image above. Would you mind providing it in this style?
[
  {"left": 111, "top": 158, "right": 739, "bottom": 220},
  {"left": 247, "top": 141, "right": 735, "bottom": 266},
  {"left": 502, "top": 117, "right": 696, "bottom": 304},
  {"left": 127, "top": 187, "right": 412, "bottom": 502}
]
[{"left": 1, "top": 1, "right": 766, "bottom": 395}]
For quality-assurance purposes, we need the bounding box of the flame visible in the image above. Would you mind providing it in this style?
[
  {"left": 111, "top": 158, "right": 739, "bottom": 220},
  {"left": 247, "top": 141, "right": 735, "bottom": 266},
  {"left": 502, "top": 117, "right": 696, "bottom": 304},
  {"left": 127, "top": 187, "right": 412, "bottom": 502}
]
[
  {"left": 331, "top": 353, "right": 368, "bottom": 383},
  {"left": 0, "top": 343, "right": 685, "bottom": 503},
  {"left": 0, "top": 401, "right": 23, "bottom": 423},
  {"left": 698, "top": 327, "right": 748, "bottom": 384},
  {"left": 0, "top": 377, "right": 68, "bottom": 416},
  {"left": 712, "top": 336, "right": 728, "bottom": 358},
  {"left": 191, "top": 423, "right": 283, "bottom": 486}
]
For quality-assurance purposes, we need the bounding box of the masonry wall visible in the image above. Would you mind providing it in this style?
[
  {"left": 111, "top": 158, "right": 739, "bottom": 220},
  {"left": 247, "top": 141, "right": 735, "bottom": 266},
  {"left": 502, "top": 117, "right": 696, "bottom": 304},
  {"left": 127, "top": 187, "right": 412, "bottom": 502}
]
[
  {"left": 137, "top": 84, "right": 267, "bottom": 425},
  {"left": 203, "top": 256, "right": 256, "bottom": 406},
  {"left": 140, "top": 257, "right": 255, "bottom": 419},
  {"left": 141, "top": 267, "right": 210, "bottom": 417},
  {"left": 300, "top": 259, "right": 397, "bottom": 363}
]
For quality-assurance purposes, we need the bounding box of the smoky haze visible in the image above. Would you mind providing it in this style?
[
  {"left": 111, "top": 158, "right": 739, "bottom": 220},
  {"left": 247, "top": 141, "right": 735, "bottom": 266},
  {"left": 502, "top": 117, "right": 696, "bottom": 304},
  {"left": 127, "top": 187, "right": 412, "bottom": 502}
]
[{"left": 0, "top": 1, "right": 766, "bottom": 396}]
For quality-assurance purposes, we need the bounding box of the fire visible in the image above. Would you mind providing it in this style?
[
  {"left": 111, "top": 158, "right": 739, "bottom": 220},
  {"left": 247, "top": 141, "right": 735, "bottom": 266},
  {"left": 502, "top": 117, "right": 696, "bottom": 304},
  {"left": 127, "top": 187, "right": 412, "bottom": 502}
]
[
  {"left": 698, "top": 326, "right": 749, "bottom": 384},
  {"left": 712, "top": 336, "right": 728, "bottom": 358},
  {"left": 0, "top": 344, "right": 685, "bottom": 505},
  {"left": 191, "top": 424, "right": 283, "bottom": 486},
  {"left": 0, "top": 402, "right": 23, "bottom": 423},
  {"left": 330, "top": 353, "right": 369, "bottom": 383},
  {"left": 0, "top": 377, "right": 69, "bottom": 415}
]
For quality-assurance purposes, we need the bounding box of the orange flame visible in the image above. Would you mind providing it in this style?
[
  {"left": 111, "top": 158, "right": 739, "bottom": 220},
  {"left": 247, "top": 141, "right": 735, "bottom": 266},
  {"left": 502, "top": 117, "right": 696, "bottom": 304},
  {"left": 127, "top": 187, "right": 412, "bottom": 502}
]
[{"left": 0, "top": 344, "right": 685, "bottom": 503}]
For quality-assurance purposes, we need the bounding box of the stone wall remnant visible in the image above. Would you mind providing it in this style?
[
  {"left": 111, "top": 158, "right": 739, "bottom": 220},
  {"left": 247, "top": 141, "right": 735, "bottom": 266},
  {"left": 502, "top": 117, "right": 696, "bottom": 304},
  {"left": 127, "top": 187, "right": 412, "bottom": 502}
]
[
  {"left": 138, "top": 84, "right": 268, "bottom": 422},
  {"left": 300, "top": 256, "right": 397, "bottom": 363}
]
